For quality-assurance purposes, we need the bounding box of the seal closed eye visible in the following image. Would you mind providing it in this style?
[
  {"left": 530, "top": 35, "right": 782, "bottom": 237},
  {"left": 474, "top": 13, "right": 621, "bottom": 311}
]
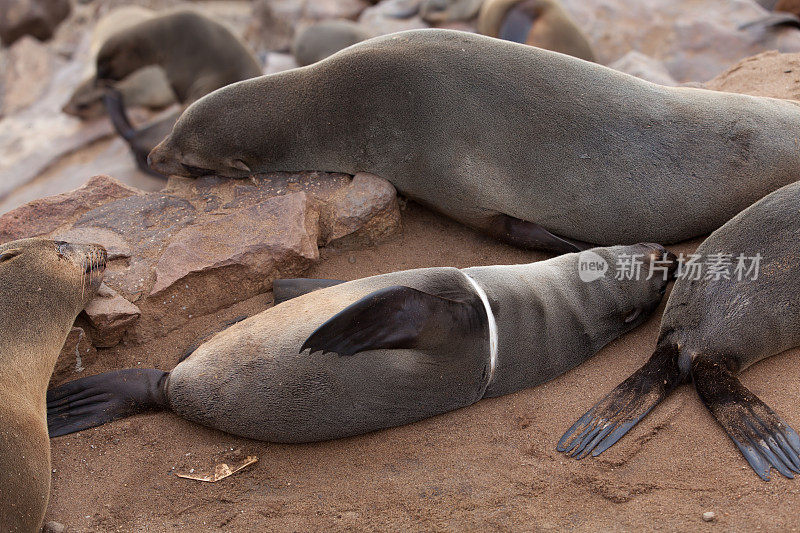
[{"left": 559, "top": 180, "right": 800, "bottom": 481}]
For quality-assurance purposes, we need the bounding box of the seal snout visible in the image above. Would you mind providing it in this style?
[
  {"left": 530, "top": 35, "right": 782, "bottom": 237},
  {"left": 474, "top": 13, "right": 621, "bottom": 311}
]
[{"left": 637, "top": 242, "right": 678, "bottom": 279}]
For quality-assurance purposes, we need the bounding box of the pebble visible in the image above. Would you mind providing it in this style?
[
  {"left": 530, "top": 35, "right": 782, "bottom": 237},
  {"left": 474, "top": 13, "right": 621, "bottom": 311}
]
[
  {"left": 703, "top": 511, "right": 716, "bottom": 522},
  {"left": 43, "top": 521, "right": 67, "bottom": 533}
]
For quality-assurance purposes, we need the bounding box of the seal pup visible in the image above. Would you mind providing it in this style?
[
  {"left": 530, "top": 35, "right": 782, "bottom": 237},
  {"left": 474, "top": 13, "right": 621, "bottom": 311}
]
[
  {"left": 95, "top": 10, "right": 262, "bottom": 176},
  {"left": 558, "top": 180, "right": 800, "bottom": 481},
  {"left": 477, "top": 0, "right": 595, "bottom": 62},
  {"left": 62, "top": 6, "right": 176, "bottom": 120},
  {"left": 147, "top": 30, "right": 800, "bottom": 253},
  {"left": 0, "top": 239, "right": 106, "bottom": 532},
  {"left": 48, "top": 243, "right": 674, "bottom": 443},
  {"left": 292, "top": 20, "right": 372, "bottom": 67}
]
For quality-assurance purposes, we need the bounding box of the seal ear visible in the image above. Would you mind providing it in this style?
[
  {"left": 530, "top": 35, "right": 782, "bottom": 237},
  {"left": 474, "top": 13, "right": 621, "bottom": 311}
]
[{"left": 300, "top": 285, "right": 486, "bottom": 356}]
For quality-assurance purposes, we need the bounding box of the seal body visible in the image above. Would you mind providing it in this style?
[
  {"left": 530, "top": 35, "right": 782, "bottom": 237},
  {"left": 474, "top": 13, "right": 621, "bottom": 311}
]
[
  {"left": 477, "top": 0, "right": 595, "bottom": 61},
  {"left": 0, "top": 239, "right": 105, "bottom": 533},
  {"left": 559, "top": 180, "right": 800, "bottom": 481},
  {"left": 148, "top": 30, "right": 800, "bottom": 249},
  {"left": 48, "top": 243, "right": 673, "bottom": 443},
  {"left": 292, "top": 20, "right": 371, "bottom": 66}
]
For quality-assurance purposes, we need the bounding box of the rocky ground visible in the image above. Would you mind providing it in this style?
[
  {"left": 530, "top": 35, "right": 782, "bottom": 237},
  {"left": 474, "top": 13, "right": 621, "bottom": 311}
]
[{"left": 3, "top": 0, "right": 800, "bottom": 530}]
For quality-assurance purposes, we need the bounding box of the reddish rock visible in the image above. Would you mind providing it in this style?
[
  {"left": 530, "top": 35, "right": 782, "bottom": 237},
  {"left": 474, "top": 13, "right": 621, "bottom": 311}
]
[
  {"left": 0, "top": 0, "right": 71, "bottom": 46},
  {"left": 52, "top": 326, "right": 97, "bottom": 386},
  {"left": 0, "top": 175, "right": 141, "bottom": 244},
  {"left": 609, "top": 51, "right": 677, "bottom": 86},
  {"left": 318, "top": 172, "right": 401, "bottom": 247},
  {"left": 149, "top": 192, "right": 319, "bottom": 329},
  {"left": 84, "top": 283, "right": 142, "bottom": 348},
  {"left": 703, "top": 50, "right": 800, "bottom": 100}
]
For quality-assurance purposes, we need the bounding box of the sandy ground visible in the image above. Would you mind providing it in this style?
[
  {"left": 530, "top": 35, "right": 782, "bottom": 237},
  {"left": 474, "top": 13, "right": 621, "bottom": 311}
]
[{"left": 42, "top": 201, "right": 800, "bottom": 532}]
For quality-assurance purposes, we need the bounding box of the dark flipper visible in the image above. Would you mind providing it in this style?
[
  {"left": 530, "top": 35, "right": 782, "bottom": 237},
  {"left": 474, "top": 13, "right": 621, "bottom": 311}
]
[
  {"left": 692, "top": 354, "right": 800, "bottom": 481},
  {"left": 47, "top": 369, "right": 168, "bottom": 437},
  {"left": 558, "top": 343, "right": 684, "bottom": 459},
  {"left": 485, "top": 214, "right": 594, "bottom": 254},
  {"left": 103, "top": 88, "right": 170, "bottom": 178},
  {"left": 273, "top": 278, "right": 345, "bottom": 306},
  {"left": 179, "top": 315, "right": 249, "bottom": 363},
  {"left": 499, "top": 2, "right": 535, "bottom": 43},
  {"left": 739, "top": 13, "right": 800, "bottom": 30},
  {"left": 301, "top": 285, "right": 486, "bottom": 356}
]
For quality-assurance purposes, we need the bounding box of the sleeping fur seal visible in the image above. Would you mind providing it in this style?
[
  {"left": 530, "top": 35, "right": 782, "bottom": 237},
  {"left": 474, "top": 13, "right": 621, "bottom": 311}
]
[
  {"left": 477, "top": 0, "right": 595, "bottom": 62},
  {"left": 0, "top": 239, "right": 106, "bottom": 532},
  {"left": 148, "top": 29, "right": 800, "bottom": 253},
  {"left": 48, "top": 243, "right": 674, "bottom": 443},
  {"left": 95, "top": 10, "right": 262, "bottom": 176},
  {"left": 559, "top": 180, "right": 800, "bottom": 481}
]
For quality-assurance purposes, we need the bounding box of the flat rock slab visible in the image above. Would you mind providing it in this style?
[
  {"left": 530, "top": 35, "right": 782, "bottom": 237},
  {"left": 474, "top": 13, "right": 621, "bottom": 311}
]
[{"left": 0, "top": 172, "right": 400, "bottom": 346}]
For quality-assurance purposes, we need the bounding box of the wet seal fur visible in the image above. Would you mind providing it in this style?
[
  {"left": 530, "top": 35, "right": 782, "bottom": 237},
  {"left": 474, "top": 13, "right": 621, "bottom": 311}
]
[
  {"left": 477, "top": 0, "right": 595, "bottom": 62},
  {"left": 148, "top": 29, "right": 800, "bottom": 253},
  {"left": 559, "top": 181, "right": 800, "bottom": 481},
  {"left": 0, "top": 239, "right": 105, "bottom": 533},
  {"left": 48, "top": 244, "right": 673, "bottom": 443},
  {"left": 96, "top": 10, "right": 262, "bottom": 176}
]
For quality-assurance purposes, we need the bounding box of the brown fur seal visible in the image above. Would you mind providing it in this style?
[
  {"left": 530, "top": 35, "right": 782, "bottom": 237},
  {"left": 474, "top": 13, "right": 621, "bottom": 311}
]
[
  {"left": 477, "top": 0, "right": 595, "bottom": 62},
  {"left": 148, "top": 29, "right": 800, "bottom": 254},
  {"left": 48, "top": 243, "right": 674, "bottom": 443},
  {"left": 292, "top": 20, "right": 372, "bottom": 67},
  {"left": 419, "top": 0, "right": 484, "bottom": 23},
  {"left": 96, "top": 10, "right": 262, "bottom": 176},
  {"left": 559, "top": 180, "right": 800, "bottom": 481},
  {"left": 0, "top": 239, "right": 106, "bottom": 532},
  {"left": 62, "top": 6, "right": 176, "bottom": 120}
]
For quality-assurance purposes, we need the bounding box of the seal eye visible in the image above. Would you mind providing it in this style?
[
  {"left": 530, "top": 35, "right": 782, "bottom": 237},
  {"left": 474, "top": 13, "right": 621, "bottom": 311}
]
[{"left": 0, "top": 249, "right": 21, "bottom": 263}]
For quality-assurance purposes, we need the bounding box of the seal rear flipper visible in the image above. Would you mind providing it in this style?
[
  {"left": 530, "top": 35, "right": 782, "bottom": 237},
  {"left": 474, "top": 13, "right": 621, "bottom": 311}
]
[
  {"left": 273, "top": 278, "right": 345, "bottom": 306},
  {"left": 692, "top": 354, "right": 800, "bottom": 481},
  {"left": 300, "top": 285, "right": 486, "bottom": 356},
  {"left": 558, "top": 343, "right": 683, "bottom": 459},
  {"left": 47, "top": 369, "right": 168, "bottom": 437},
  {"left": 485, "top": 214, "right": 594, "bottom": 254}
]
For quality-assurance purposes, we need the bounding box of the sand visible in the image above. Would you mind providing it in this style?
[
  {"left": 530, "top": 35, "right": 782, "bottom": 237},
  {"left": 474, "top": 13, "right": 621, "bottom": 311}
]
[{"left": 45, "top": 202, "right": 800, "bottom": 531}]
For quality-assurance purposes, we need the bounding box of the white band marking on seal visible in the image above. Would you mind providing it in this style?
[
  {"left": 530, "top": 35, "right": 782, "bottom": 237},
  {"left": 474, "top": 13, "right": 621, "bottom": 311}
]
[{"left": 461, "top": 272, "right": 498, "bottom": 384}]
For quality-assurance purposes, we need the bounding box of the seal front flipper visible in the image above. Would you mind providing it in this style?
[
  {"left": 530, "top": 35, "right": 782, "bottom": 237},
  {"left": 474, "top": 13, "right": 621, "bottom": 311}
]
[
  {"left": 692, "top": 354, "right": 800, "bottom": 481},
  {"left": 558, "top": 343, "right": 684, "bottom": 459},
  {"left": 301, "top": 285, "right": 486, "bottom": 356},
  {"left": 103, "top": 88, "right": 168, "bottom": 178},
  {"left": 739, "top": 13, "right": 800, "bottom": 30},
  {"left": 273, "top": 278, "right": 345, "bottom": 306},
  {"left": 498, "top": 2, "right": 535, "bottom": 43},
  {"left": 486, "top": 214, "right": 594, "bottom": 254},
  {"left": 47, "top": 369, "right": 168, "bottom": 437},
  {"left": 103, "top": 88, "right": 137, "bottom": 142}
]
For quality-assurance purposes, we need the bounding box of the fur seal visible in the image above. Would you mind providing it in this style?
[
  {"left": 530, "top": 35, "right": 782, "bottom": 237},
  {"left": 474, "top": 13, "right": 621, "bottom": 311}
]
[
  {"left": 62, "top": 6, "right": 176, "bottom": 120},
  {"left": 559, "top": 180, "right": 800, "bottom": 481},
  {"left": 95, "top": 10, "right": 262, "bottom": 176},
  {"left": 148, "top": 30, "right": 800, "bottom": 253},
  {"left": 292, "top": 20, "right": 372, "bottom": 67},
  {"left": 48, "top": 243, "right": 674, "bottom": 443},
  {"left": 419, "top": 0, "right": 485, "bottom": 23},
  {"left": 0, "top": 239, "right": 106, "bottom": 532},
  {"left": 477, "top": 0, "right": 595, "bottom": 62}
]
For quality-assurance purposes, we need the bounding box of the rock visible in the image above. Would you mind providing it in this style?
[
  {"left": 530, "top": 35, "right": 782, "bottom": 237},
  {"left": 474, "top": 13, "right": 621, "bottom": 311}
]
[
  {"left": 0, "top": 36, "right": 55, "bottom": 117},
  {"left": 0, "top": 0, "right": 71, "bottom": 46},
  {"left": 149, "top": 193, "right": 319, "bottom": 328},
  {"left": 84, "top": 283, "right": 142, "bottom": 348},
  {"left": 0, "top": 175, "right": 141, "bottom": 244},
  {"left": 703, "top": 511, "right": 716, "bottom": 522},
  {"left": 52, "top": 327, "right": 96, "bottom": 385},
  {"left": 703, "top": 50, "right": 800, "bottom": 100},
  {"left": 359, "top": 0, "right": 429, "bottom": 35},
  {"left": 318, "top": 172, "right": 401, "bottom": 247},
  {"left": 609, "top": 51, "right": 678, "bottom": 86},
  {"left": 776, "top": 0, "right": 800, "bottom": 16},
  {"left": 42, "top": 521, "right": 67, "bottom": 533},
  {"left": 264, "top": 52, "right": 299, "bottom": 75},
  {"left": 560, "top": 0, "right": 800, "bottom": 82}
]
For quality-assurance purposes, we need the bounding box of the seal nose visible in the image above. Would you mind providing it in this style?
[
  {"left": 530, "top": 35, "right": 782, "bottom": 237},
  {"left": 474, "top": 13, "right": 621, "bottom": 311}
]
[{"left": 638, "top": 242, "right": 678, "bottom": 279}]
